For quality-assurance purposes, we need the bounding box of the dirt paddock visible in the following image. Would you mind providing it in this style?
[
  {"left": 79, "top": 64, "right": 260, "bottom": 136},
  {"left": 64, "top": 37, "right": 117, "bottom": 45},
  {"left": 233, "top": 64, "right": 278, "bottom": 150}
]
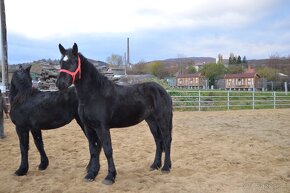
[{"left": 0, "top": 109, "right": 289, "bottom": 193}]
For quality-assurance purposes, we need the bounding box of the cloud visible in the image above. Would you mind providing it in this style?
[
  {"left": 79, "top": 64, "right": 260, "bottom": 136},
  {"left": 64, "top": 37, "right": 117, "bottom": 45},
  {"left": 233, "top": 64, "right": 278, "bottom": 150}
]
[
  {"left": 6, "top": 0, "right": 278, "bottom": 39},
  {"left": 5, "top": 0, "right": 290, "bottom": 63}
]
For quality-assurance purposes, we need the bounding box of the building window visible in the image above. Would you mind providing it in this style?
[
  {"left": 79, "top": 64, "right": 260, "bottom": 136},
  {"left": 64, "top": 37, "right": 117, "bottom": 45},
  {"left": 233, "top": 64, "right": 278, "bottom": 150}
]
[{"left": 247, "top": 78, "right": 252, "bottom": 86}]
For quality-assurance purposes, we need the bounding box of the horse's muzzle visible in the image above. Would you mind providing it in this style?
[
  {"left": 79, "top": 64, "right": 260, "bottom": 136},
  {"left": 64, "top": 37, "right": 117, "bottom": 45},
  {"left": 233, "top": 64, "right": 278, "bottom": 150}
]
[{"left": 56, "top": 78, "right": 70, "bottom": 91}]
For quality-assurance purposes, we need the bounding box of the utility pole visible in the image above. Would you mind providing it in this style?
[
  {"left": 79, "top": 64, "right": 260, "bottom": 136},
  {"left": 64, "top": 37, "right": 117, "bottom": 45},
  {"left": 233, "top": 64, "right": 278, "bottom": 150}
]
[{"left": 0, "top": 0, "right": 8, "bottom": 90}]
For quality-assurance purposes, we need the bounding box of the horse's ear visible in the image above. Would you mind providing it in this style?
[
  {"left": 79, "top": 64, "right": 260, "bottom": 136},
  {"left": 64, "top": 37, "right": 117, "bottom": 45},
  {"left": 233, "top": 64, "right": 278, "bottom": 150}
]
[
  {"left": 59, "top": 44, "right": 66, "bottom": 56},
  {"left": 72, "top": 43, "right": 78, "bottom": 56},
  {"left": 25, "top": 65, "right": 32, "bottom": 73}
]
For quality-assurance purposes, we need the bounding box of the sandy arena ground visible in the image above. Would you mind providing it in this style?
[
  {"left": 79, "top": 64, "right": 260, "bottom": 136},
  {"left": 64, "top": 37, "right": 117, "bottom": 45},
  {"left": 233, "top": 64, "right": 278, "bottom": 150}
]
[{"left": 0, "top": 109, "right": 289, "bottom": 193}]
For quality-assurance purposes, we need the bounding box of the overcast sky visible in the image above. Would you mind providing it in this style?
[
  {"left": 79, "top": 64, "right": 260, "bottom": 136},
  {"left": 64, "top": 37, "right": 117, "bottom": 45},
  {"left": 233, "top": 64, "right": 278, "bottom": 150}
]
[{"left": 4, "top": 0, "right": 290, "bottom": 64}]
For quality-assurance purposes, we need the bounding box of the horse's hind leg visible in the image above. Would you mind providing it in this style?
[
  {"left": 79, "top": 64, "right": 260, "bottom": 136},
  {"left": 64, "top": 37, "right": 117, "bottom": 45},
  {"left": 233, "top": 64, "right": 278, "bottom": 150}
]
[
  {"left": 153, "top": 113, "right": 172, "bottom": 173},
  {"left": 15, "top": 126, "right": 30, "bottom": 176},
  {"left": 31, "top": 129, "right": 49, "bottom": 170},
  {"left": 159, "top": 117, "right": 172, "bottom": 173},
  {"left": 146, "top": 117, "right": 163, "bottom": 170}
]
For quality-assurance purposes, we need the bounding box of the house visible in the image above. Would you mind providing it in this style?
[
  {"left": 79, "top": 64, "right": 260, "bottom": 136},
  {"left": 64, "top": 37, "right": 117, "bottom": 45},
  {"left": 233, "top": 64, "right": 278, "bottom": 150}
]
[
  {"left": 166, "top": 77, "right": 176, "bottom": 87},
  {"left": 176, "top": 73, "right": 206, "bottom": 89},
  {"left": 224, "top": 65, "right": 262, "bottom": 90}
]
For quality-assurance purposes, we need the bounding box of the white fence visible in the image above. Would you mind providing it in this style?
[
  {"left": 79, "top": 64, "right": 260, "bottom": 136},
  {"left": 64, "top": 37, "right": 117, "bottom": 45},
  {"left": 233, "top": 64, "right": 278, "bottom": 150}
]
[{"left": 168, "top": 90, "right": 290, "bottom": 111}]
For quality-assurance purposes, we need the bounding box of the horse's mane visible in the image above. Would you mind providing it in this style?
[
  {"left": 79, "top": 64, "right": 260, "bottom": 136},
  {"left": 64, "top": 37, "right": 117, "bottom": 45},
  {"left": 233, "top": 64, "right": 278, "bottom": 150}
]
[
  {"left": 79, "top": 53, "right": 113, "bottom": 88},
  {"left": 10, "top": 83, "right": 39, "bottom": 107}
]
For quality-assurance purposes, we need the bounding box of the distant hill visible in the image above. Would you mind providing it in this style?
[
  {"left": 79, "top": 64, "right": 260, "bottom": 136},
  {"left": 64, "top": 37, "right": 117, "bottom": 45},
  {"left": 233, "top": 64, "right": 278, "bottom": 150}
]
[
  {"left": 163, "top": 57, "right": 216, "bottom": 64},
  {"left": 145, "top": 57, "right": 287, "bottom": 68},
  {"left": 146, "top": 57, "right": 216, "bottom": 69}
]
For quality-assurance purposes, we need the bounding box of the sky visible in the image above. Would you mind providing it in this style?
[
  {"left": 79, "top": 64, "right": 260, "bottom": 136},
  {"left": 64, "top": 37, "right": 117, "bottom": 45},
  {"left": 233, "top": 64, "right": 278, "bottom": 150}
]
[{"left": 3, "top": 0, "right": 290, "bottom": 64}]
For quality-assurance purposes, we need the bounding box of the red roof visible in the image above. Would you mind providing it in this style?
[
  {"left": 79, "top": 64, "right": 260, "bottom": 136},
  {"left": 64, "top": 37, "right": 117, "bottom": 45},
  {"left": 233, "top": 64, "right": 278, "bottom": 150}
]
[
  {"left": 176, "top": 73, "right": 202, "bottom": 78},
  {"left": 224, "top": 72, "right": 260, "bottom": 79}
]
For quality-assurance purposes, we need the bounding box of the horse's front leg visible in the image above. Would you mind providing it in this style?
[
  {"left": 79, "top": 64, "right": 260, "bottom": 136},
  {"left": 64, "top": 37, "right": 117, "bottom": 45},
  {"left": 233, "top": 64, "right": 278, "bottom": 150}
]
[
  {"left": 31, "top": 129, "right": 49, "bottom": 170},
  {"left": 85, "top": 138, "right": 101, "bottom": 173},
  {"left": 96, "top": 126, "right": 117, "bottom": 185},
  {"left": 15, "top": 126, "right": 29, "bottom": 176},
  {"left": 84, "top": 126, "right": 102, "bottom": 182},
  {"left": 75, "top": 115, "right": 93, "bottom": 171}
]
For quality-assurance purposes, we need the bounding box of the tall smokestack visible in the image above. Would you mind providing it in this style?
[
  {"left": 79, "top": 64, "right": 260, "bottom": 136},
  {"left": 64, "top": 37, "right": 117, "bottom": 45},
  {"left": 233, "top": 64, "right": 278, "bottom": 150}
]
[{"left": 126, "top": 37, "right": 130, "bottom": 66}]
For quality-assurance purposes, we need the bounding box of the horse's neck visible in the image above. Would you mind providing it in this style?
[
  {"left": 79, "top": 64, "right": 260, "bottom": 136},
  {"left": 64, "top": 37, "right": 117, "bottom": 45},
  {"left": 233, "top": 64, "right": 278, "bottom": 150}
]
[
  {"left": 10, "top": 84, "right": 35, "bottom": 104},
  {"left": 9, "top": 84, "right": 17, "bottom": 103},
  {"left": 75, "top": 56, "right": 113, "bottom": 102}
]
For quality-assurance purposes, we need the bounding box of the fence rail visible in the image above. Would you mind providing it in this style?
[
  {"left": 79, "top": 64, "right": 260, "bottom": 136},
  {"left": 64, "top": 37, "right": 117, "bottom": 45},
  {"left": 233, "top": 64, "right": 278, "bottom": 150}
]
[{"left": 168, "top": 90, "right": 290, "bottom": 111}]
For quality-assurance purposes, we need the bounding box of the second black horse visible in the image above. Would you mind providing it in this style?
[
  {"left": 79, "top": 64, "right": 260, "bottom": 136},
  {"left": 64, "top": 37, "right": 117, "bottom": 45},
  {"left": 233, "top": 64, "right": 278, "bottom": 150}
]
[{"left": 10, "top": 65, "right": 87, "bottom": 176}]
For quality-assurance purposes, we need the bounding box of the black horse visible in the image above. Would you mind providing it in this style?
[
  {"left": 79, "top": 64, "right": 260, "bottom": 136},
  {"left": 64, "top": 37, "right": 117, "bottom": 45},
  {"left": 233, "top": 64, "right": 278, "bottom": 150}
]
[
  {"left": 56, "top": 43, "right": 173, "bottom": 185},
  {"left": 10, "top": 65, "right": 86, "bottom": 176}
]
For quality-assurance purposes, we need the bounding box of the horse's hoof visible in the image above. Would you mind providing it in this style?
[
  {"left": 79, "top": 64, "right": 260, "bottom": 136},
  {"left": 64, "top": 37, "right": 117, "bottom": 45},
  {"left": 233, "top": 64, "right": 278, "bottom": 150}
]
[
  {"left": 161, "top": 163, "right": 171, "bottom": 173},
  {"left": 102, "top": 179, "right": 114, "bottom": 185},
  {"left": 14, "top": 169, "right": 27, "bottom": 176},
  {"left": 84, "top": 173, "right": 96, "bottom": 182},
  {"left": 150, "top": 163, "right": 161, "bottom": 171},
  {"left": 84, "top": 174, "right": 95, "bottom": 182},
  {"left": 38, "top": 163, "right": 48, "bottom": 170},
  {"left": 149, "top": 167, "right": 158, "bottom": 171},
  {"left": 161, "top": 169, "right": 170, "bottom": 174},
  {"left": 161, "top": 166, "right": 171, "bottom": 174},
  {"left": 150, "top": 164, "right": 159, "bottom": 171},
  {"left": 84, "top": 178, "right": 94, "bottom": 182}
]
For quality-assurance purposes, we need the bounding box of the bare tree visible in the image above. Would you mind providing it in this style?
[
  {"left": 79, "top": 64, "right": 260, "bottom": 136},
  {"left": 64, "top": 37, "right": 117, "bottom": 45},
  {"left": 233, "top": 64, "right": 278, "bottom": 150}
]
[{"left": 106, "top": 54, "right": 123, "bottom": 67}]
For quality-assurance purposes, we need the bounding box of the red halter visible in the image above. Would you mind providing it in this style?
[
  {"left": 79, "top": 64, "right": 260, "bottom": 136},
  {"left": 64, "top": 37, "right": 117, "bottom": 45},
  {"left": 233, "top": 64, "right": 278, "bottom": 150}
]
[{"left": 59, "top": 56, "right": 81, "bottom": 84}]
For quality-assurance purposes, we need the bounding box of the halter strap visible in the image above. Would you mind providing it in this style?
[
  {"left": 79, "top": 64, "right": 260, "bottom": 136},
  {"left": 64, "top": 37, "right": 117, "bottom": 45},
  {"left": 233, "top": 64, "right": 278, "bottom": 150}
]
[{"left": 59, "top": 56, "right": 81, "bottom": 84}]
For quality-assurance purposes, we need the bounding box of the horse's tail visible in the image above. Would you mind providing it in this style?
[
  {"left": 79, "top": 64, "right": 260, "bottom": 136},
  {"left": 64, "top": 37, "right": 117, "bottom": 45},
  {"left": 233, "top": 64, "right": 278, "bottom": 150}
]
[
  {"left": 162, "top": 105, "right": 173, "bottom": 153},
  {"left": 168, "top": 93, "right": 173, "bottom": 135},
  {"left": 169, "top": 110, "right": 173, "bottom": 135}
]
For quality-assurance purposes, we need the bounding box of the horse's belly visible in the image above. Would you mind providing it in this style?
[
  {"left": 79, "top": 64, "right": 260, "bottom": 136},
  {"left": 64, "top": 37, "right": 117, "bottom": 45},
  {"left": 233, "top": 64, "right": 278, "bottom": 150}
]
[
  {"left": 110, "top": 107, "right": 148, "bottom": 128},
  {"left": 110, "top": 118, "right": 143, "bottom": 128}
]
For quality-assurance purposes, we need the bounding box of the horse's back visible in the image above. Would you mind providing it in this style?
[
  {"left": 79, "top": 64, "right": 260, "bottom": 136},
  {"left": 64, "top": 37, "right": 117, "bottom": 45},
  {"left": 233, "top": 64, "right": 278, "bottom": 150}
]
[
  {"left": 10, "top": 88, "right": 78, "bottom": 129},
  {"left": 107, "top": 82, "right": 172, "bottom": 128}
]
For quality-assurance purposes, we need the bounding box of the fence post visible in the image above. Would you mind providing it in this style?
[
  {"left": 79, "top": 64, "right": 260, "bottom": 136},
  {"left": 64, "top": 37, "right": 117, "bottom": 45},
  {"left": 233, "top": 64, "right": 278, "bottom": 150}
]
[
  {"left": 273, "top": 91, "right": 276, "bottom": 109},
  {"left": 198, "top": 90, "right": 201, "bottom": 111},
  {"left": 227, "top": 90, "right": 230, "bottom": 110},
  {"left": 252, "top": 91, "right": 255, "bottom": 110}
]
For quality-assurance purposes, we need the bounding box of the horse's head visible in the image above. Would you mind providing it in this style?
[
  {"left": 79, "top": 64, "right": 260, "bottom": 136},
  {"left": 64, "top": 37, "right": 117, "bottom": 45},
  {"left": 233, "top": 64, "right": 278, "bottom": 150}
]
[
  {"left": 56, "top": 43, "right": 81, "bottom": 91},
  {"left": 9, "top": 65, "right": 33, "bottom": 102},
  {"left": 11, "top": 65, "right": 32, "bottom": 92}
]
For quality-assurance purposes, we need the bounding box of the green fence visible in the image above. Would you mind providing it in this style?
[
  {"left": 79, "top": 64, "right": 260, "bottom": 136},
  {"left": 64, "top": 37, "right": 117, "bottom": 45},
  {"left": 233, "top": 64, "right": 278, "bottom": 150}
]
[{"left": 168, "top": 90, "right": 290, "bottom": 111}]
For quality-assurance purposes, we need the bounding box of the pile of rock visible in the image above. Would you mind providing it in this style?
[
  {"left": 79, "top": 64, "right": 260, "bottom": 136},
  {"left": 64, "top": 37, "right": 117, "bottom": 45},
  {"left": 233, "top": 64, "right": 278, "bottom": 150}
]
[
  {"left": 31, "top": 59, "right": 128, "bottom": 90},
  {"left": 37, "top": 64, "right": 59, "bottom": 90}
]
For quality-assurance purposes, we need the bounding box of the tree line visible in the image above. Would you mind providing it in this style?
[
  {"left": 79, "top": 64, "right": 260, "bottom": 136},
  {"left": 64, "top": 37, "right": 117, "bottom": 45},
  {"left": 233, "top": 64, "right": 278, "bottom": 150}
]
[{"left": 106, "top": 53, "right": 290, "bottom": 87}]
